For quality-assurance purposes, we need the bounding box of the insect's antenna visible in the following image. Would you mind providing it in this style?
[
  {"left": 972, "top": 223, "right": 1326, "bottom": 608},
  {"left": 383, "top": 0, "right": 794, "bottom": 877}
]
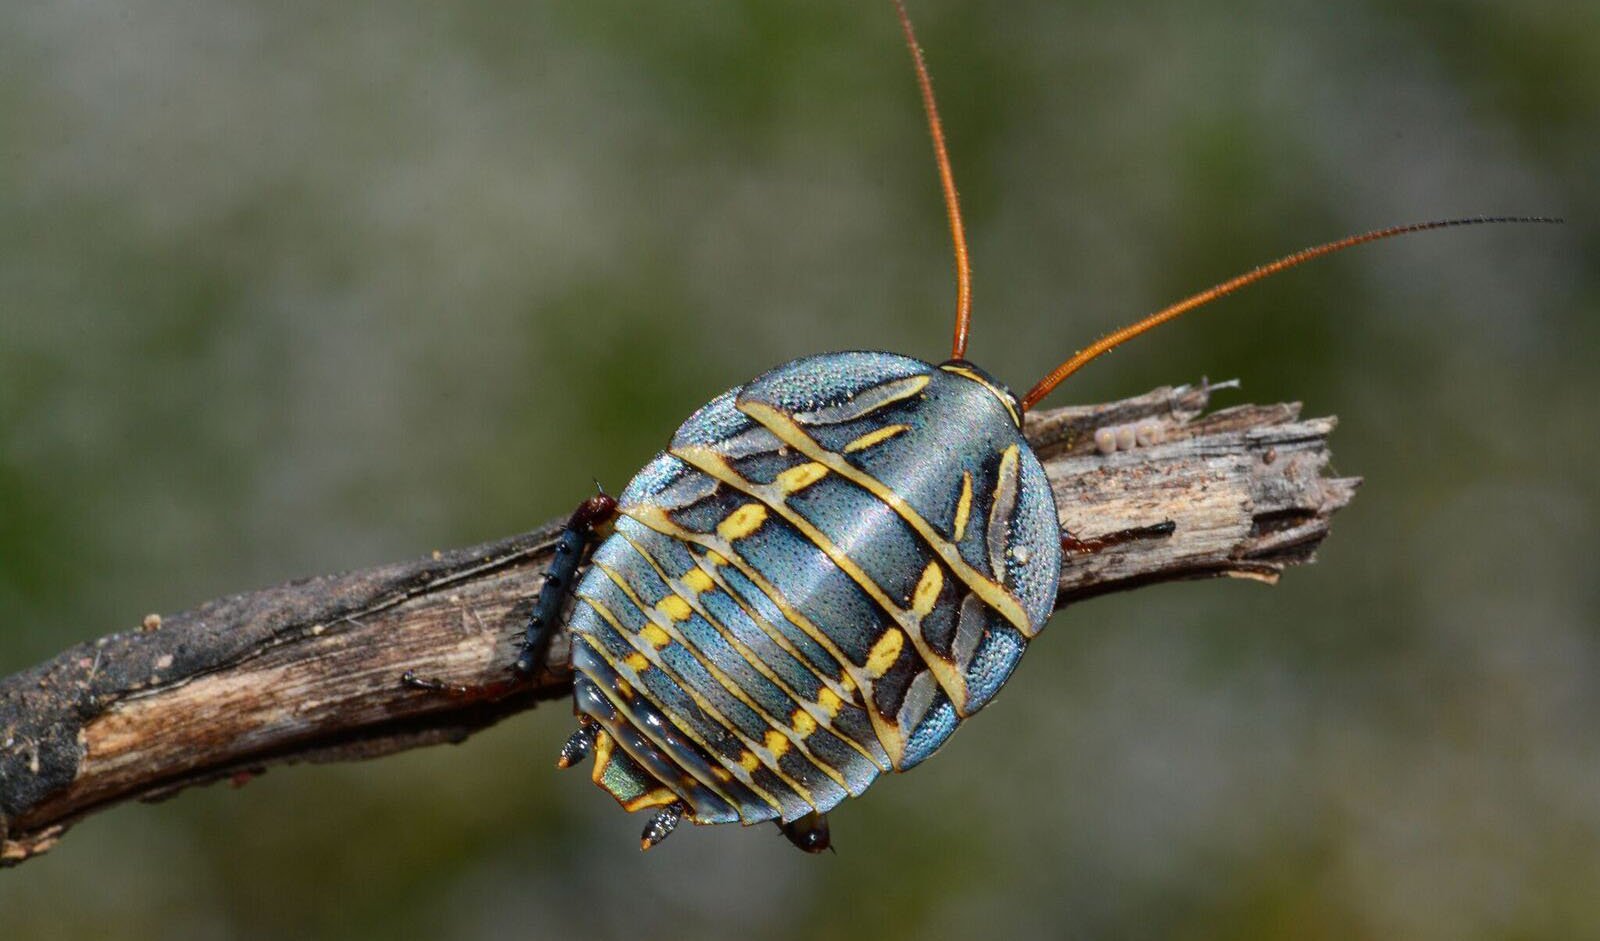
[
  {"left": 892, "top": 0, "right": 973, "bottom": 362},
  {"left": 1018, "top": 215, "right": 1562, "bottom": 412}
]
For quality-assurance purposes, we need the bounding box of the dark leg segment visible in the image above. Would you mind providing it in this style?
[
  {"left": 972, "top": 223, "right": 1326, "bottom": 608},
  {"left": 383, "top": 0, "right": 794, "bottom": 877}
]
[
  {"left": 1061, "top": 519, "right": 1177, "bottom": 556},
  {"left": 514, "top": 493, "right": 619, "bottom": 677},
  {"left": 400, "top": 671, "right": 466, "bottom": 695},
  {"left": 556, "top": 720, "right": 598, "bottom": 769},
  {"left": 399, "top": 492, "right": 617, "bottom": 695},
  {"left": 398, "top": 670, "right": 521, "bottom": 700},
  {"left": 778, "top": 811, "right": 832, "bottom": 854},
  {"left": 640, "top": 801, "right": 687, "bottom": 851}
]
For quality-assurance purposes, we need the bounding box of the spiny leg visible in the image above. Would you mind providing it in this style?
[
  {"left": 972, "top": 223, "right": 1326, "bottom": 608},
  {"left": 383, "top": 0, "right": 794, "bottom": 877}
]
[
  {"left": 778, "top": 811, "right": 832, "bottom": 854},
  {"left": 399, "top": 671, "right": 451, "bottom": 693},
  {"left": 399, "top": 492, "right": 618, "bottom": 695},
  {"left": 396, "top": 657, "right": 517, "bottom": 702},
  {"left": 514, "top": 492, "right": 618, "bottom": 678},
  {"left": 641, "top": 801, "right": 687, "bottom": 852},
  {"left": 1061, "top": 519, "right": 1177, "bottom": 556},
  {"left": 556, "top": 718, "right": 598, "bottom": 769}
]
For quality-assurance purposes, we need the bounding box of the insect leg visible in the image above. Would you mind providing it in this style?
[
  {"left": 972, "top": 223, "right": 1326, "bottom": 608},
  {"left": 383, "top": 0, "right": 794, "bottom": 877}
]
[
  {"left": 399, "top": 493, "right": 617, "bottom": 695},
  {"left": 640, "top": 801, "right": 687, "bottom": 851},
  {"left": 556, "top": 718, "right": 599, "bottom": 769},
  {"left": 1061, "top": 520, "right": 1177, "bottom": 556},
  {"left": 514, "top": 493, "right": 618, "bottom": 678}
]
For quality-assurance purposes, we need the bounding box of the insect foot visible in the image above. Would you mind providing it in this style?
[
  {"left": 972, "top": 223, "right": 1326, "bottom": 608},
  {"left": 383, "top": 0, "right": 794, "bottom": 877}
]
[
  {"left": 556, "top": 721, "right": 598, "bottom": 769},
  {"left": 640, "top": 801, "right": 687, "bottom": 851}
]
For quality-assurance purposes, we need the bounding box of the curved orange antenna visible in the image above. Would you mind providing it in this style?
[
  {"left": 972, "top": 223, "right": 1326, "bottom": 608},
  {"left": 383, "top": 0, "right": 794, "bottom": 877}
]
[
  {"left": 1019, "top": 216, "right": 1562, "bottom": 412},
  {"left": 892, "top": 0, "right": 973, "bottom": 361}
]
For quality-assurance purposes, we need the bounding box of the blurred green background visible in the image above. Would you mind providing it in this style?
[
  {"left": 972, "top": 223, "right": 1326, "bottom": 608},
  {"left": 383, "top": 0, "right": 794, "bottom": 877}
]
[{"left": 2, "top": 0, "right": 1596, "bottom": 937}]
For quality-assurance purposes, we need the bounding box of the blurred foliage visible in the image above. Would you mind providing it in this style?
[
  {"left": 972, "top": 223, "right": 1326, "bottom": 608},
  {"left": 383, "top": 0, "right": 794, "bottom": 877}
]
[{"left": 2, "top": 0, "right": 1596, "bottom": 938}]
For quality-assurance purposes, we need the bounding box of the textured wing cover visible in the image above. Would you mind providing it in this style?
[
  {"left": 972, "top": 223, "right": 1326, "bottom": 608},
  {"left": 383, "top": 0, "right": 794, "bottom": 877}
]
[{"left": 568, "top": 351, "right": 1061, "bottom": 824}]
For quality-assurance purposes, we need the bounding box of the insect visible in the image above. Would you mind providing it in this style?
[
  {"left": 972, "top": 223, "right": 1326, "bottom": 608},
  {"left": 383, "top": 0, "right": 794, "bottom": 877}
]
[{"left": 406, "top": 0, "right": 1552, "bottom": 853}]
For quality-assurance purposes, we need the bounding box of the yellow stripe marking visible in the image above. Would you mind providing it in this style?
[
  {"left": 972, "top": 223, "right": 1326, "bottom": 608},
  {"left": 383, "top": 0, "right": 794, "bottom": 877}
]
[
  {"left": 628, "top": 506, "right": 862, "bottom": 692},
  {"left": 640, "top": 623, "right": 671, "bottom": 649},
  {"left": 792, "top": 709, "right": 817, "bottom": 738},
  {"left": 577, "top": 596, "right": 780, "bottom": 818},
  {"left": 589, "top": 729, "right": 613, "bottom": 786},
  {"left": 774, "top": 461, "right": 828, "bottom": 494},
  {"left": 578, "top": 625, "right": 757, "bottom": 819},
  {"left": 615, "top": 532, "right": 861, "bottom": 787},
  {"left": 681, "top": 560, "right": 889, "bottom": 777},
  {"left": 672, "top": 444, "right": 972, "bottom": 715},
  {"left": 739, "top": 751, "right": 761, "bottom": 773},
  {"left": 625, "top": 503, "right": 906, "bottom": 766},
  {"left": 842, "top": 424, "right": 909, "bottom": 453},
  {"left": 717, "top": 503, "right": 767, "bottom": 541},
  {"left": 677, "top": 550, "right": 885, "bottom": 772},
  {"left": 623, "top": 651, "right": 649, "bottom": 673},
  {"left": 656, "top": 595, "right": 692, "bottom": 622},
  {"left": 738, "top": 400, "right": 1037, "bottom": 641},
  {"left": 793, "top": 373, "right": 930, "bottom": 425},
  {"left": 939, "top": 363, "right": 1022, "bottom": 426},
  {"left": 865, "top": 628, "right": 904, "bottom": 678},
  {"left": 953, "top": 472, "right": 973, "bottom": 541},
  {"left": 911, "top": 562, "right": 943, "bottom": 617},
  {"left": 681, "top": 567, "right": 714, "bottom": 593},
  {"left": 680, "top": 539, "right": 859, "bottom": 705},
  {"left": 764, "top": 730, "right": 792, "bottom": 759},
  {"left": 621, "top": 787, "right": 679, "bottom": 813},
  {"left": 590, "top": 568, "right": 826, "bottom": 809}
]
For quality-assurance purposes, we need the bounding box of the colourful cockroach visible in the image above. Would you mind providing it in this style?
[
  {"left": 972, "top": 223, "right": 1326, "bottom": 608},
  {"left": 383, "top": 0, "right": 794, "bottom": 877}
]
[{"left": 407, "top": 0, "right": 1551, "bottom": 852}]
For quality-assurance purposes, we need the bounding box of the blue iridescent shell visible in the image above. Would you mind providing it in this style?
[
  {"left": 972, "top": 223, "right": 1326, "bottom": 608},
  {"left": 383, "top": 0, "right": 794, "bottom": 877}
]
[{"left": 566, "top": 351, "right": 1061, "bottom": 825}]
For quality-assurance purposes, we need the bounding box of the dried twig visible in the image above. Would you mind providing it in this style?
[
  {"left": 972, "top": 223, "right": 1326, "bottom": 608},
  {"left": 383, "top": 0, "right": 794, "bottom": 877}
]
[{"left": 0, "top": 382, "right": 1357, "bottom": 866}]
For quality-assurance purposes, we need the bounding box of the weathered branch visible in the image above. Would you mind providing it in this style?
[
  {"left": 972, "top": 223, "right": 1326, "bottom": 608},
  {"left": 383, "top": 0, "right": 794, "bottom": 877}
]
[{"left": 0, "top": 382, "right": 1357, "bottom": 866}]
